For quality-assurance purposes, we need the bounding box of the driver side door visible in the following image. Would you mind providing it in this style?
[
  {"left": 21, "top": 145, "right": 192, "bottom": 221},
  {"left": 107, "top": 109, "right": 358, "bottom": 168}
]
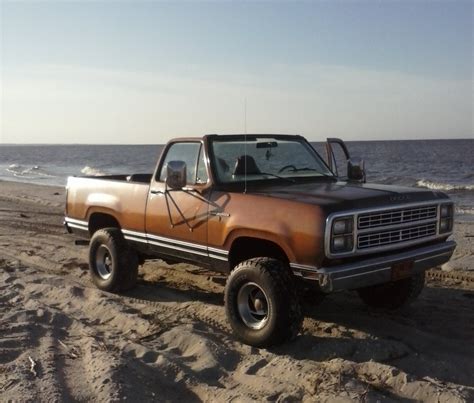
[{"left": 145, "top": 141, "right": 211, "bottom": 264}]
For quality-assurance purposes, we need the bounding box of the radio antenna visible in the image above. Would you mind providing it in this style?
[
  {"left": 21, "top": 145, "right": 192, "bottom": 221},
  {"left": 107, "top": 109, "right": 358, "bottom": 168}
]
[{"left": 244, "top": 98, "right": 247, "bottom": 194}]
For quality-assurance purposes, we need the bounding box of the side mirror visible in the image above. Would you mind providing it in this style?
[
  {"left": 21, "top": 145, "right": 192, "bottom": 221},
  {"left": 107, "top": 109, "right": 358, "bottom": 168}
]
[
  {"left": 347, "top": 158, "right": 366, "bottom": 182},
  {"left": 166, "top": 160, "right": 187, "bottom": 189}
]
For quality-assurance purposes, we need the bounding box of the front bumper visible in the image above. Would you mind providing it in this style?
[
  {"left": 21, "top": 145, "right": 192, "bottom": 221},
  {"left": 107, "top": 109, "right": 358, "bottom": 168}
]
[{"left": 293, "top": 241, "right": 456, "bottom": 292}]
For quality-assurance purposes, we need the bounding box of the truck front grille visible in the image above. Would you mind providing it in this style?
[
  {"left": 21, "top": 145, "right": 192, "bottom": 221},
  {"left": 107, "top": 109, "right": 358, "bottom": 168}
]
[
  {"left": 358, "top": 205, "right": 437, "bottom": 230},
  {"left": 358, "top": 222, "right": 437, "bottom": 249},
  {"left": 326, "top": 201, "right": 454, "bottom": 257}
]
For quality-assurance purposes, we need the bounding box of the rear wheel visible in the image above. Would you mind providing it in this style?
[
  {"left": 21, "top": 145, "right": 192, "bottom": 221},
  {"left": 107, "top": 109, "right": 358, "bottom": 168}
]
[
  {"left": 89, "top": 228, "right": 139, "bottom": 292},
  {"left": 357, "top": 272, "right": 425, "bottom": 309},
  {"left": 224, "top": 258, "right": 303, "bottom": 347}
]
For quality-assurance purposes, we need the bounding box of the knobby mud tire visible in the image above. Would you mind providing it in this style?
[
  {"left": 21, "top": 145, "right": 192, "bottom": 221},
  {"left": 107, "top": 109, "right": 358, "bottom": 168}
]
[
  {"left": 88, "top": 228, "right": 139, "bottom": 292},
  {"left": 224, "top": 258, "right": 303, "bottom": 347}
]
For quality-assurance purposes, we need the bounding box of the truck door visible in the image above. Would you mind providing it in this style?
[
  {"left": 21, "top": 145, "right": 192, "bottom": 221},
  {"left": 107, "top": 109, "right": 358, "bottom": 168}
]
[
  {"left": 145, "top": 141, "right": 211, "bottom": 264},
  {"left": 325, "top": 138, "right": 351, "bottom": 177},
  {"left": 326, "top": 138, "right": 366, "bottom": 182}
]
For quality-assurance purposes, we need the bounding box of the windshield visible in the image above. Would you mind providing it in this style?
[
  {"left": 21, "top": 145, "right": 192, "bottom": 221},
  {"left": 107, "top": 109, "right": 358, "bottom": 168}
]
[{"left": 209, "top": 136, "right": 334, "bottom": 184}]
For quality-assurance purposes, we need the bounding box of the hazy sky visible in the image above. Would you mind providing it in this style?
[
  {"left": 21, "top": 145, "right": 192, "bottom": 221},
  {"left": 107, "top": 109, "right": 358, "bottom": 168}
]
[{"left": 1, "top": 1, "right": 472, "bottom": 144}]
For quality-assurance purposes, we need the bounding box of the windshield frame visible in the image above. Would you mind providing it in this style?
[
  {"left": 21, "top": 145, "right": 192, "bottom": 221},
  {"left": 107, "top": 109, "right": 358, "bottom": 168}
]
[{"left": 206, "top": 134, "right": 336, "bottom": 187}]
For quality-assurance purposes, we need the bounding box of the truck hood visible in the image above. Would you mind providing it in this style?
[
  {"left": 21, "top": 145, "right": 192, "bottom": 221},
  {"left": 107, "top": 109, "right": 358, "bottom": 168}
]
[{"left": 250, "top": 181, "right": 449, "bottom": 213}]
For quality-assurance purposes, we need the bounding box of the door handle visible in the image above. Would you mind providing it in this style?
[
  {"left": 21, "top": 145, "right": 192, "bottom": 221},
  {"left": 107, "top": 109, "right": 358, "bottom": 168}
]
[
  {"left": 150, "top": 189, "right": 164, "bottom": 195},
  {"left": 209, "top": 211, "right": 230, "bottom": 217}
]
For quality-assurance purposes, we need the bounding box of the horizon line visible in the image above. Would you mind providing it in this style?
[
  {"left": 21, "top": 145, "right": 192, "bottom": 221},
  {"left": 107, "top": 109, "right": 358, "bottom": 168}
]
[{"left": 1, "top": 136, "right": 473, "bottom": 146}]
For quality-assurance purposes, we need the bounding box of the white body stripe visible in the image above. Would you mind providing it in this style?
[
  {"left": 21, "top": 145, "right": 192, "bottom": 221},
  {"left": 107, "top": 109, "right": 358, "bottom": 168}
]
[
  {"left": 147, "top": 232, "right": 208, "bottom": 251},
  {"left": 208, "top": 254, "right": 228, "bottom": 261},
  {"left": 66, "top": 216, "right": 228, "bottom": 262},
  {"left": 208, "top": 246, "right": 229, "bottom": 256},
  {"left": 67, "top": 223, "right": 88, "bottom": 231},
  {"left": 123, "top": 235, "right": 147, "bottom": 244},
  {"left": 147, "top": 240, "right": 208, "bottom": 257},
  {"left": 65, "top": 217, "right": 88, "bottom": 226},
  {"left": 121, "top": 228, "right": 147, "bottom": 239}
]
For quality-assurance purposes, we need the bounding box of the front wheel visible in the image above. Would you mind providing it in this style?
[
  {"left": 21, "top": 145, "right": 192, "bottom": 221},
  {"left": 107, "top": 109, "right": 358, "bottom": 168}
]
[
  {"left": 224, "top": 258, "right": 303, "bottom": 347},
  {"left": 357, "top": 272, "right": 425, "bottom": 310},
  {"left": 89, "top": 228, "right": 139, "bottom": 292}
]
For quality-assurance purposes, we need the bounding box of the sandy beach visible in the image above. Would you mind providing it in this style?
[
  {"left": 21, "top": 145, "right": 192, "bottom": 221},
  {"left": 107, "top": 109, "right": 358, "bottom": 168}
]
[{"left": 0, "top": 180, "right": 473, "bottom": 402}]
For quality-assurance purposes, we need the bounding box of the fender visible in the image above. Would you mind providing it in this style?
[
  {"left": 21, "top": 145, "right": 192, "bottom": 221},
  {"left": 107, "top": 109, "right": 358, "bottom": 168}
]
[
  {"left": 85, "top": 206, "right": 122, "bottom": 227},
  {"left": 86, "top": 192, "right": 122, "bottom": 214},
  {"left": 223, "top": 228, "right": 296, "bottom": 263}
]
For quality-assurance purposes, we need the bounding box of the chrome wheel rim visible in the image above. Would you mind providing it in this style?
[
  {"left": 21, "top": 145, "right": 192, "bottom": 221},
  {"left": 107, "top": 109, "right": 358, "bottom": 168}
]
[
  {"left": 96, "top": 245, "right": 113, "bottom": 280},
  {"left": 237, "top": 282, "right": 269, "bottom": 330}
]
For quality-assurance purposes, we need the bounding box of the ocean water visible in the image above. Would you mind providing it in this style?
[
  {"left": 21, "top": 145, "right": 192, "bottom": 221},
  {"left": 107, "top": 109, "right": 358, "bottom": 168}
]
[{"left": 0, "top": 139, "right": 472, "bottom": 220}]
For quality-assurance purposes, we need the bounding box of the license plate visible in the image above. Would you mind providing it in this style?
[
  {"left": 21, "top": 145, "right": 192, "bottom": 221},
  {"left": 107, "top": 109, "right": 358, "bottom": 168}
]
[{"left": 391, "top": 260, "right": 414, "bottom": 281}]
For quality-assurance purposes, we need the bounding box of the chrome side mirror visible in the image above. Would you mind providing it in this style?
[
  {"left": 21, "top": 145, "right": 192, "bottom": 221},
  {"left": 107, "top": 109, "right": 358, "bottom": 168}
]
[
  {"left": 166, "top": 161, "right": 187, "bottom": 189},
  {"left": 347, "top": 158, "right": 366, "bottom": 182}
]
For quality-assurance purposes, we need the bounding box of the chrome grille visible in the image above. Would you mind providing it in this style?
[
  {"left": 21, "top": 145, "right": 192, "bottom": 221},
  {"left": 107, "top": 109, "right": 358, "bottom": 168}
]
[
  {"left": 358, "top": 205, "right": 437, "bottom": 229},
  {"left": 358, "top": 223, "right": 437, "bottom": 249}
]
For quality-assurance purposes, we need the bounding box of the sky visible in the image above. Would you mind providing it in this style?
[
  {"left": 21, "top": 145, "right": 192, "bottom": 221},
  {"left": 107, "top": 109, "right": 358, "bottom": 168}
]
[{"left": 0, "top": 0, "right": 472, "bottom": 144}]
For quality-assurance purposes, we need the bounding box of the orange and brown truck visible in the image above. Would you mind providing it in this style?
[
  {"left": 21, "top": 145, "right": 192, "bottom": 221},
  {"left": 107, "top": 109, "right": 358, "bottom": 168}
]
[{"left": 65, "top": 134, "right": 456, "bottom": 346}]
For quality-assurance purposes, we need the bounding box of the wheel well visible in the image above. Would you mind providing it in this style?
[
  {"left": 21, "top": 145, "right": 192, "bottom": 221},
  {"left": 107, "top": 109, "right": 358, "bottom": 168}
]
[
  {"left": 88, "top": 213, "right": 121, "bottom": 236},
  {"left": 229, "top": 237, "right": 289, "bottom": 269}
]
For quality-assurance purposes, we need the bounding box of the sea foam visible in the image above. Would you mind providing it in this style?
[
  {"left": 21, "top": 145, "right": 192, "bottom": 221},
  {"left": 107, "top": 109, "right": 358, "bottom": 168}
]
[
  {"left": 417, "top": 179, "right": 474, "bottom": 192},
  {"left": 81, "top": 166, "right": 106, "bottom": 176}
]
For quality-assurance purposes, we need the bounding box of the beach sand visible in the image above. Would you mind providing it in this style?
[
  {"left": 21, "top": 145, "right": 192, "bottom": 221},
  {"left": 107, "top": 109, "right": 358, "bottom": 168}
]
[{"left": 1, "top": 180, "right": 473, "bottom": 401}]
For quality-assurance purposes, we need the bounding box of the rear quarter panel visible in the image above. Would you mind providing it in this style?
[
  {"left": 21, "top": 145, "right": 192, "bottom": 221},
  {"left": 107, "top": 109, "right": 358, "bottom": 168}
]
[{"left": 66, "top": 177, "right": 149, "bottom": 232}]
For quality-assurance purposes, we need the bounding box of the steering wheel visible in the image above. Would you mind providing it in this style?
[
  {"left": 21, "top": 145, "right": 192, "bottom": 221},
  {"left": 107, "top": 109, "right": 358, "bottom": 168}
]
[{"left": 278, "top": 164, "right": 297, "bottom": 173}]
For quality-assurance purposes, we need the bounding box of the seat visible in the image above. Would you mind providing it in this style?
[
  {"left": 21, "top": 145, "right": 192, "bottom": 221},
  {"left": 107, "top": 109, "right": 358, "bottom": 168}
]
[{"left": 233, "top": 155, "right": 261, "bottom": 175}]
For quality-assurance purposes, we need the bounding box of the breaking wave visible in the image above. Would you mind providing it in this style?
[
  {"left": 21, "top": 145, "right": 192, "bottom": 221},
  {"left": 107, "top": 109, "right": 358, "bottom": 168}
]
[
  {"left": 81, "top": 166, "right": 106, "bottom": 176},
  {"left": 456, "top": 207, "right": 474, "bottom": 215},
  {"left": 6, "top": 164, "right": 24, "bottom": 174},
  {"left": 6, "top": 164, "right": 55, "bottom": 179},
  {"left": 416, "top": 179, "right": 474, "bottom": 192}
]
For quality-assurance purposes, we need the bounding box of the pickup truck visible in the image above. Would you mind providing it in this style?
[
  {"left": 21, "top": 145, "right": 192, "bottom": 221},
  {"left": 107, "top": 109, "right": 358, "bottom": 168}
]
[{"left": 65, "top": 134, "right": 456, "bottom": 347}]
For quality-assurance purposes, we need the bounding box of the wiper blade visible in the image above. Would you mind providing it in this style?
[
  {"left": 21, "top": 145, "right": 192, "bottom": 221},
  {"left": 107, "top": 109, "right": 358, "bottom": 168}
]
[
  {"left": 260, "top": 172, "right": 296, "bottom": 183},
  {"left": 292, "top": 167, "right": 336, "bottom": 179},
  {"left": 292, "top": 167, "right": 316, "bottom": 172}
]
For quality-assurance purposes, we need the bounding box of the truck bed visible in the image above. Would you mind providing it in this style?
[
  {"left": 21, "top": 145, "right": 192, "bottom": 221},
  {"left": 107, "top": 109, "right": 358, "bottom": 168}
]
[
  {"left": 66, "top": 175, "right": 152, "bottom": 233},
  {"left": 76, "top": 173, "right": 153, "bottom": 184}
]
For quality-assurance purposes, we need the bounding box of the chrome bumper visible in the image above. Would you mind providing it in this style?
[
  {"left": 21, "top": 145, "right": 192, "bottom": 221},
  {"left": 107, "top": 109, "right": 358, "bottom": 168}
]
[{"left": 294, "top": 241, "right": 456, "bottom": 292}]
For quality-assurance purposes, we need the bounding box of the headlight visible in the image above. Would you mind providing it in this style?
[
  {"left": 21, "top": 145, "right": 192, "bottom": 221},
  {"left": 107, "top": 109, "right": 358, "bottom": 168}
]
[
  {"left": 440, "top": 204, "right": 453, "bottom": 218},
  {"left": 439, "top": 203, "right": 454, "bottom": 234},
  {"left": 333, "top": 217, "right": 353, "bottom": 235},
  {"left": 331, "top": 235, "right": 354, "bottom": 252},
  {"left": 330, "top": 216, "right": 354, "bottom": 253}
]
